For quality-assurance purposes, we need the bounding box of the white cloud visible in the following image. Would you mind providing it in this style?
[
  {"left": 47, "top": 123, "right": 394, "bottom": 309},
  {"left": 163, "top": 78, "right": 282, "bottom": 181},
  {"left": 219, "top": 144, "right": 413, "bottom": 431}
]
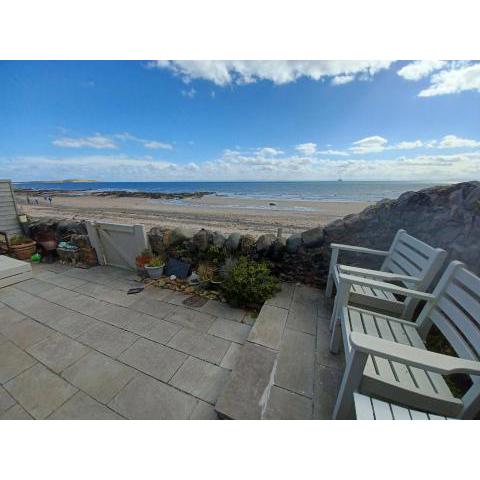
[
  {"left": 148, "top": 60, "right": 393, "bottom": 86},
  {"left": 181, "top": 87, "right": 196, "bottom": 98},
  {"left": 295, "top": 143, "right": 317, "bottom": 155},
  {"left": 53, "top": 132, "right": 173, "bottom": 151},
  {"left": 349, "top": 136, "right": 388, "bottom": 154},
  {"left": 437, "top": 135, "right": 480, "bottom": 149},
  {"left": 397, "top": 61, "right": 447, "bottom": 81},
  {"left": 394, "top": 140, "right": 424, "bottom": 150},
  {"left": 52, "top": 134, "right": 117, "bottom": 149},
  {"left": 418, "top": 62, "right": 480, "bottom": 96},
  {"left": 318, "top": 149, "right": 348, "bottom": 156},
  {"left": 143, "top": 141, "right": 173, "bottom": 150},
  {"left": 331, "top": 75, "right": 355, "bottom": 85}
]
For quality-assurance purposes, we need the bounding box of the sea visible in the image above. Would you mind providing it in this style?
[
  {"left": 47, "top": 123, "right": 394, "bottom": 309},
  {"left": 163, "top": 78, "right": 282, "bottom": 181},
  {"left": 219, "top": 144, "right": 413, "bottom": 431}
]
[{"left": 14, "top": 181, "right": 440, "bottom": 203}]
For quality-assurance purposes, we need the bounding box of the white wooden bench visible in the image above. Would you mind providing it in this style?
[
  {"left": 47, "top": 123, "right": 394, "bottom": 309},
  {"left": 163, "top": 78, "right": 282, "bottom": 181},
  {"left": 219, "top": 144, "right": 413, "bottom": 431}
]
[
  {"left": 325, "top": 229, "right": 446, "bottom": 322},
  {"left": 330, "top": 261, "right": 480, "bottom": 419},
  {"left": 353, "top": 392, "right": 452, "bottom": 420}
]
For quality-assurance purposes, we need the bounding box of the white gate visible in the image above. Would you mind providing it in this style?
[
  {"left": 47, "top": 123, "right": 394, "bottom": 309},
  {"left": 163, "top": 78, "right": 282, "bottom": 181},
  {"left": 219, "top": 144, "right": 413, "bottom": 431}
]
[{"left": 86, "top": 222, "right": 149, "bottom": 270}]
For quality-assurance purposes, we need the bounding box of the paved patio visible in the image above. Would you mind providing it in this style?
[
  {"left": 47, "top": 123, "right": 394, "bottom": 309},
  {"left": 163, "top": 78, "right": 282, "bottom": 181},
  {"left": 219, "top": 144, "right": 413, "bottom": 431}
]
[{"left": 0, "top": 263, "right": 253, "bottom": 419}]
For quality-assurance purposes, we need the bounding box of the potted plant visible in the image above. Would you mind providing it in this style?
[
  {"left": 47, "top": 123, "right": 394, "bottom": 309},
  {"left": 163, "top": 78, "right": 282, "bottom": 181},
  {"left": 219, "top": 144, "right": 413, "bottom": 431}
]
[
  {"left": 197, "top": 261, "right": 222, "bottom": 289},
  {"left": 136, "top": 248, "right": 153, "bottom": 276},
  {"left": 145, "top": 254, "right": 167, "bottom": 279},
  {"left": 8, "top": 235, "right": 37, "bottom": 260}
]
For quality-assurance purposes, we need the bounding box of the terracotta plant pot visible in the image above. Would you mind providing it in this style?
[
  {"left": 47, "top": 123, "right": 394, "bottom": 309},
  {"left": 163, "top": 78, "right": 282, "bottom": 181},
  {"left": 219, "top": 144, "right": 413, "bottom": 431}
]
[{"left": 9, "top": 240, "right": 36, "bottom": 260}]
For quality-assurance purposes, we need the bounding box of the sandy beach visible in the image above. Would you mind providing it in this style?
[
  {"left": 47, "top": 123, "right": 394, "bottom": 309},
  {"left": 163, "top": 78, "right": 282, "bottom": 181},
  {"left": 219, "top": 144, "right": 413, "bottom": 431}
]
[{"left": 16, "top": 192, "right": 370, "bottom": 236}]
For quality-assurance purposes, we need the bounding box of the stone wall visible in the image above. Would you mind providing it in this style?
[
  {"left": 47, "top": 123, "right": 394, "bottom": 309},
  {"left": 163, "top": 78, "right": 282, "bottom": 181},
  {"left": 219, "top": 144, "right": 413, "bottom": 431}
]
[{"left": 27, "top": 181, "right": 480, "bottom": 286}]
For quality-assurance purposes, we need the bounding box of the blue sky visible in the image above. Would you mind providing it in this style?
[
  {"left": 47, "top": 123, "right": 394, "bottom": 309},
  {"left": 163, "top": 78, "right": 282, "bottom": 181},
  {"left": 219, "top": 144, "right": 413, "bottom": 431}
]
[{"left": 1, "top": 60, "right": 479, "bottom": 182}]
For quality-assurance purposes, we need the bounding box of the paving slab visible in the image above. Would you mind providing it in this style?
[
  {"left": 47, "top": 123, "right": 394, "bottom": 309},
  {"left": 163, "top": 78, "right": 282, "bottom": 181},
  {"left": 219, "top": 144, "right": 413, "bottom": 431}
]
[
  {"left": 264, "top": 386, "right": 313, "bottom": 420},
  {"left": 265, "top": 283, "right": 295, "bottom": 310},
  {"left": 118, "top": 338, "right": 187, "bottom": 382},
  {"left": 36, "top": 270, "right": 89, "bottom": 289},
  {"left": 62, "top": 351, "right": 137, "bottom": 404},
  {"left": 286, "top": 301, "right": 318, "bottom": 336},
  {"left": 0, "top": 385, "right": 15, "bottom": 414},
  {"left": 314, "top": 364, "right": 343, "bottom": 420},
  {"left": 130, "top": 296, "right": 177, "bottom": 319},
  {"left": 0, "top": 333, "right": 6, "bottom": 345},
  {"left": 164, "top": 306, "right": 216, "bottom": 333},
  {"left": 14, "top": 278, "right": 53, "bottom": 296},
  {"left": 77, "top": 322, "right": 138, "bottom": 357},
  {"left": 248, "top": 304, "right": 288, "bottom": 351},
  {"left": 275, "top": 328, "right": 315, "bottom": 398},
  {"left": 167, "top": 328, "right": 230, "bottom": 365},
  {"left": 2, "top": 318, "right": 54, "bottom": 350},
  {"left": 170, "top": 356, "right": 230, "bottom": 404},
  {"left": 0, "top": 305, "right": 27, "bottom": 332},
  {"left": 215, "top": 342, "right": 277, "bottom": 419},
  {"left": 109, "top": 374, "right": 197, "bottom": 419},
  {"left": 48, "top": 391, "right": 122, "bottom": 419},
  {"left": 0, "top": 403, "right": 32, "bottom": 419},
  {"left": 220, "top": 342, "right": 243, "bottom": 370},
  {"left": 42, "top": 309, "right": 101, "bottom": 339},
  {"left": 0, "top": 341, "right": 37, "bottom": 384},
  {"left": 27, "top": 332, "right": 91, "bottom": 373},
  {"left": 208, "top": 318, "right": 251, "bottom": 344},
  {"left": 143, "top": 318, "right": 182, "bottom": 345},
  {"left": 190, "top": 400, "right": 219, "bottom": 420},
  {"left": 74, "top": 282, "right": 137, "bottom": 307},
  {"left": 5, "top": 363, "right": 77, "bottom": 419},
  {"left": 199, "top": 300, "right": 246, "bottom": 323}
]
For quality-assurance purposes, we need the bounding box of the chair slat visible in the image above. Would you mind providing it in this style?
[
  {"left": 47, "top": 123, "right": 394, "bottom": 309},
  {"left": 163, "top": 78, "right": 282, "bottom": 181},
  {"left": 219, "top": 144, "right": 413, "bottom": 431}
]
[
  {"left": 446, "top": 282, "right": 480, "bottom": 327},
  {"left": 390, "top": 404, "right": 412, "bottom": 419},
  {"left": 395, "top": 240, "right": 430, "bottom": 271},
  {"left": 371, "top": 398, "right": 394, "bottom": 419},
  {"left": 388, "top": 251, "right": 423, "bottom": 277},
  {"left": 409, "top": 409, "right": 429, "bottom": 420},
  {"left": 353, "top": 393, "right": 375, "bottom": 419}
]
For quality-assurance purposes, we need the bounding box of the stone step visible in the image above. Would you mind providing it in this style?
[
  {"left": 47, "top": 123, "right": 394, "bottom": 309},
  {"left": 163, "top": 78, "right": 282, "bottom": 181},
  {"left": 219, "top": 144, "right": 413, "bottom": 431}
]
[{"left": 215, "top": 283, "right": 318, "bottom": 420}]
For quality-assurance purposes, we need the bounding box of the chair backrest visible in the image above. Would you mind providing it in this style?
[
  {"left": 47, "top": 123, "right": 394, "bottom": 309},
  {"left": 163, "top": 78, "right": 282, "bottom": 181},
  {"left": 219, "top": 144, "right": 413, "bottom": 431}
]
[
  {"left": 381, "top": 229, "right": 447, "bottom": 320},
  {"left": 417, "top": 261, "right": 480, "bottom": 418}
]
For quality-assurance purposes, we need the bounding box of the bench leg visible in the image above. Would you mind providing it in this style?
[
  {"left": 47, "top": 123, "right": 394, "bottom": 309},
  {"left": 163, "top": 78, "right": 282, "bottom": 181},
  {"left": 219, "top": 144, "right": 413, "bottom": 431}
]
[{"left": 332, "top": 348, "right": 368, "bottom": 419}]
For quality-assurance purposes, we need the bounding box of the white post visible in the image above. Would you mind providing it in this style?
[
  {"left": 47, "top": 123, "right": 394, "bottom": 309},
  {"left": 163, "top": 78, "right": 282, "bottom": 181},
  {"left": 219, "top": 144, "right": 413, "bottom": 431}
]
[
  {"left": 325, "top": 247, "right": 338, "bottom": 297},
  {"left": 332, "top": 346, "right": 369, "bottom": 419}
]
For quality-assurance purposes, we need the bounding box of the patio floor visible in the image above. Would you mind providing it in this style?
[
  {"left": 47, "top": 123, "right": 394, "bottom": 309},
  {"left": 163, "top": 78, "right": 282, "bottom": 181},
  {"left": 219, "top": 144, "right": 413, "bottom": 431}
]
[
  {"left": 0, "top": 262, "right": 343, "bottom": 420},
  {"left": 0, "top": 263, "right": 254, "bottom": 419}
]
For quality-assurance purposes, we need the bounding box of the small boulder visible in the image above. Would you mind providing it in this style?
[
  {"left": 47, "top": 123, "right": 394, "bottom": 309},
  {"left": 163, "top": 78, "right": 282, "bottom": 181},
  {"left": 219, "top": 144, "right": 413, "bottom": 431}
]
[
  {"left": 225, "top": 232, "right": 241, "bottom": 251},
  {"left": 239, "top": 234, "right": 256, "bottom": 255},
  {"left": 270, "top": 237, "right": 286, "bottom": 260},
  {"left": 193, "top": 229, "right": 212, "bottom": 252},
  {"left": 301, "top": 227, "right": 324, "bottom": 248},
  {"left": 286, "top": 233, "right": 302, "bottom": 253},
  {"left": 256, "top": 234, "right": 276, "bottom": 254},
  {"left": 211, "top": 232, "right": 226, "bottom": 248},
  {"left": 170, "top": 227, "right": 194, "bottom": 246}
]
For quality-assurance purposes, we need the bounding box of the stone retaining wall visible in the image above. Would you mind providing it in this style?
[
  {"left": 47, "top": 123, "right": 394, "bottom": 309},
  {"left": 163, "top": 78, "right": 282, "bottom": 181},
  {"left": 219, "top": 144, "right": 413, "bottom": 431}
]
[{"left": 27, "top": 181, "right": 480, "bottom": 285}]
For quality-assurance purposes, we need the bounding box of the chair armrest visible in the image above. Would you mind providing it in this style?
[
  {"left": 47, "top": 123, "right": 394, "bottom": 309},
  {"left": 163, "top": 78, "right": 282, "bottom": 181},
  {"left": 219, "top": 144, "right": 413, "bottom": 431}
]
[
  {"left": 338, "top": 265, "right": 421, "bottom": 284},
  {"left": 338, "top": 273, "right": 435, "bottom": 301},
  {"left": 330, "top": 243, "right": 390, "bottom": 256},
  {"left": 350, "top": 332, "right": 480, "bottom": 376}
]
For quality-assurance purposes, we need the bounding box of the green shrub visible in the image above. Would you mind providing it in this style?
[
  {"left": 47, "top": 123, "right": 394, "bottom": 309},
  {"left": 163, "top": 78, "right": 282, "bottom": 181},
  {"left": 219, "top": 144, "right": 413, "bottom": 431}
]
[{"left": 222, "top": 256, "right": 280, "bottom": 308}]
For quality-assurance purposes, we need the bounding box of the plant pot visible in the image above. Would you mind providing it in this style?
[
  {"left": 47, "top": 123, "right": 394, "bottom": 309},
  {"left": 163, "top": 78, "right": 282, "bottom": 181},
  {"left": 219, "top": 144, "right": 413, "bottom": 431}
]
[
  {"left": 145, "top": 264, "right": 165, "bottom": 279},
  {"left": 9, "top": 240, "right": 36, "bottom": 260}
]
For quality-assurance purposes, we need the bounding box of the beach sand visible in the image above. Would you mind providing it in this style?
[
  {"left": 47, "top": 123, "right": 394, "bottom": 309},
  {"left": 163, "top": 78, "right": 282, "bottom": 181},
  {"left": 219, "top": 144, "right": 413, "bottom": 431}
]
[{"left": 16, "top": 192, "right": 370, "bottom": 236}]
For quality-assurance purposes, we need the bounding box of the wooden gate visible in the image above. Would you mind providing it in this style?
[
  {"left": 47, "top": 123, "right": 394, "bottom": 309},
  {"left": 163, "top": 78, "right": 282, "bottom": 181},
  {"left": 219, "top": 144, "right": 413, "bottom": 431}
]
[{"left": 86, "top": 222, "right": 149, "bottom": 270}]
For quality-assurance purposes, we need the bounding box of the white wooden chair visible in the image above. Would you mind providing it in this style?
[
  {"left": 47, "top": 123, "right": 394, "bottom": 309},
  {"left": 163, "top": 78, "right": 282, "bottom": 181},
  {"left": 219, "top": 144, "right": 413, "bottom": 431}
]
[
  {"left": 325, "top": 229, "right": 446, "bottom": 322},
  {"left": 330, "top": 261, "right": 480, "bottom": 419},
  {"left": 353, "top": 392, "right": 453, "bottom": 420}
]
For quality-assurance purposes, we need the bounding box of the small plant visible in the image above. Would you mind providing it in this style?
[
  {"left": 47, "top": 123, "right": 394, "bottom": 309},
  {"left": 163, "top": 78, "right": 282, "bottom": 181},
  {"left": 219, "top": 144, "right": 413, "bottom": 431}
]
[
  {"left": 136, "top": 248, "right": 153, "bottom": 268},
  {"left": 197, "top": 261, "right": 217, "bottom": 282},
  {"left": 222, "top": 256, "right": 280, "bottom": 308},
  {"left": 9, "top": 235, "right": 33, "bottom": 246},
  {"left": 147, "top": 253, "right": 166, "bottom": 267},
  {"left": 203, "top": 245, "right": 227, "bottom": 265}
]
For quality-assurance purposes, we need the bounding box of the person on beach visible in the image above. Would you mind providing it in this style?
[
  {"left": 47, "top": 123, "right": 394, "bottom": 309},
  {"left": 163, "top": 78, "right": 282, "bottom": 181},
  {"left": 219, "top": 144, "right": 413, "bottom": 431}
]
[
  {"left": 48, "top": 196, "right": 52, "bottom": 205},
  {"left": 27, "top": 195, "right": 30, "bottom": 205}
]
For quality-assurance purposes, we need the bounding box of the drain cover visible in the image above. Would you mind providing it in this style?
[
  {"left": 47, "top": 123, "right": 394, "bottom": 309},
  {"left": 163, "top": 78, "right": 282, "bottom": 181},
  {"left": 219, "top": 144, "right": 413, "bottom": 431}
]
[{"left": 183, "top": 295, "right": 208, "bottom": 308}]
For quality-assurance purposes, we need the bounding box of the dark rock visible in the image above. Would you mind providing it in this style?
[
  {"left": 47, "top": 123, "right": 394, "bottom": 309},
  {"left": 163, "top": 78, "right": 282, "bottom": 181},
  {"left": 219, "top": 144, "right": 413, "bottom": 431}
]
[
  {"left": 286, "top": 233, "right": 302, "bottom": 253},
  {"left": 170, "top": 227, "right": 194, "bottom": 246},
  {"left": 192, "top": 229, "right": 212, "bottom": 252},
  {"left": 239, "top": 235, "right": 256, "bottom": 255},
  {"left": 211, "top": 232, "right": 226, "bottom": 248},
  {"left": 270, "top": 237, "right": 286, "bottom": 260},
  {"left": 301, "top": 227, "right": 324, "bottom": 248},
  {"left": 225, "top": 232, "right": 241, "bottom": 251},
  {"left": 256, "top": 234, "right": 276, "bottom": 254}
]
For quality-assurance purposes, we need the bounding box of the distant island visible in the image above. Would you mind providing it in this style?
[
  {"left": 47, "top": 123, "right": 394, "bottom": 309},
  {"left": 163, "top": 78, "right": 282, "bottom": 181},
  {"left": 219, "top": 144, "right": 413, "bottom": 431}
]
[{"left": 41, "top": 179, "right": 98, "bottom": 183}]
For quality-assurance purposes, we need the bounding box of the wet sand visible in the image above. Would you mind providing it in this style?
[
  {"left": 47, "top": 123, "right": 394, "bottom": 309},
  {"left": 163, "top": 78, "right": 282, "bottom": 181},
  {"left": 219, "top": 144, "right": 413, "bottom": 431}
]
[{"left": 16, "top": 192, "right": 370, "bottom": 236}]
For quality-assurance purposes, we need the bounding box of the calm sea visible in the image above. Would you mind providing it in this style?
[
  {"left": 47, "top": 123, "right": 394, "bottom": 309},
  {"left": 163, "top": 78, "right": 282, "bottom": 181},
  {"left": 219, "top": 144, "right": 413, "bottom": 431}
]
[{"left": 14, "top": 181, "right": 439, "bottom": 203}]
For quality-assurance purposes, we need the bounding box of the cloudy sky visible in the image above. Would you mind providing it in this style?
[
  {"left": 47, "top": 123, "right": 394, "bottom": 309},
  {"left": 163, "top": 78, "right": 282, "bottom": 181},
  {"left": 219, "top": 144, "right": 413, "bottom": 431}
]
[{"left": 1, "top": 60, "right": 479, "bottom": 182}]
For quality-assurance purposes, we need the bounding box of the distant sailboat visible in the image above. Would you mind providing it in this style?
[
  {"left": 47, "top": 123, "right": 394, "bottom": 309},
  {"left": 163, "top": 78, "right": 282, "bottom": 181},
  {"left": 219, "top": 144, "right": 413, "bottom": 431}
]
[{"left": 337, "top": 178, "right": 343, "bottom": 182}]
